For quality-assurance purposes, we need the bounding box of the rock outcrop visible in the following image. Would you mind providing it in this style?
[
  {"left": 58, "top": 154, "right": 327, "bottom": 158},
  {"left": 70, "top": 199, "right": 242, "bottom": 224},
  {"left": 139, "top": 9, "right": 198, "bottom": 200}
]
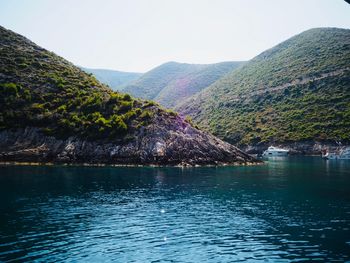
[{"left": 0, "top": 114, "right": 257, "bottom": 166}]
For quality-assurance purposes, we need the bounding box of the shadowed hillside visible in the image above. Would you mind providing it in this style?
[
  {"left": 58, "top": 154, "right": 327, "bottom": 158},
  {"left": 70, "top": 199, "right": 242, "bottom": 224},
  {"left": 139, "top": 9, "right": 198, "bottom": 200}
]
[{"left": 81, "top": 67, "right": 142, "bottom": 90}]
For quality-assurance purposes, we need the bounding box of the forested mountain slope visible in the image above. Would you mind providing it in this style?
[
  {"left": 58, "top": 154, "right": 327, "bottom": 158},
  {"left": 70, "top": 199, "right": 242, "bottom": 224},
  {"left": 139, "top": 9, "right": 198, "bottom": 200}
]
[{"left": 177, "top": 28, "right": 350, "bottom": 149}]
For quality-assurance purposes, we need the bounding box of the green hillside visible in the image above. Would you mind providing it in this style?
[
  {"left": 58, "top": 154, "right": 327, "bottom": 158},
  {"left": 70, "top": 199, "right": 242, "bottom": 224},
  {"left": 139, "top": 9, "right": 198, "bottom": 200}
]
[
  {"left": 0, "top": 26, "right": 257, "bottom": 165},
  {"left": 121, "top": 62, "right": 206, "bottom": 100},
  {"left": 122, "top": 61, "right": 243, "bottom": 108},
  {"left": 155, "top": 61, "right": 243, "bottom": 108},
  {"left": 177, "top": 28, "right": 350, "bottom": 146},
  {"left": 81, "top": 67, "right": 142, "bottom": 90},
  {"left": 0, "top": 26, "right": 169, "bottom": 140}
]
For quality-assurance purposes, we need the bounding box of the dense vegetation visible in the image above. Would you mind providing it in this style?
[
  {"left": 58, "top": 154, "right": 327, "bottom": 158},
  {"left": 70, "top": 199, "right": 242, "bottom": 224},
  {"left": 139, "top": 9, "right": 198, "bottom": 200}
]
[
  {"left": 122, "top": 61, "right": 243, "bottom": 108},
  {"left": 81, "top": 67, "right": 142, "bottom": 90},
  {"left": 177, "top": 28, "right": 350, "bottom": 146},
  {"left": 0, "top": 26, "right": 170, "bottom": 141}
]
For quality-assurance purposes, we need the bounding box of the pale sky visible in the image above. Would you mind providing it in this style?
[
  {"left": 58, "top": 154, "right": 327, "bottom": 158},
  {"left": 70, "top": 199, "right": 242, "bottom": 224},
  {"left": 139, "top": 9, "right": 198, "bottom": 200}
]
[{"left": 0, "top": 0, "right": 349, "bottom": 72}]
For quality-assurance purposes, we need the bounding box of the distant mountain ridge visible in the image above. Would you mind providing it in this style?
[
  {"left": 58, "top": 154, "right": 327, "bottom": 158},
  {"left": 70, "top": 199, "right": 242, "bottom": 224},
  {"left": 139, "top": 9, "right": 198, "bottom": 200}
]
[
  {"left": 81, "top": 67, "right": 142, "bottom": 90},
  {"left": 176, "top": 27, "right": 350, "bottom": 151},
  {"left": 121, "top": 61, "right": 244, "bottom": 108}
]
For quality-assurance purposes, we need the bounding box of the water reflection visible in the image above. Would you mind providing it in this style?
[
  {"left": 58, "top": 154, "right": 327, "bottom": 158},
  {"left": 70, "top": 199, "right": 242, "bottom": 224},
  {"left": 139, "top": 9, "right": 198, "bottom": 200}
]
[{"left": 0, "top": 157, "right": 350, "bottom": 262}]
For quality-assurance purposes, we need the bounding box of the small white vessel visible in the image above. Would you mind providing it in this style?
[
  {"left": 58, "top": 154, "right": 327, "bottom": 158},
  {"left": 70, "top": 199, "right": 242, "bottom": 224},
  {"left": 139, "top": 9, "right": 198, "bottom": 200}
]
[
  {"left": 322, "top": 147, "right": 350, "bottom": 160},
  {"left": 262, "top": 146, "right": 289, "bottom": 157}
]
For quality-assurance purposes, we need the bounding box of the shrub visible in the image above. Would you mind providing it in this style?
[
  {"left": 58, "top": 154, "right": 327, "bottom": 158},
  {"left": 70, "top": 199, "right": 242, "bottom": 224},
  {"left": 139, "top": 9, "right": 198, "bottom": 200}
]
[
  {"left": 165, "top": 108, "right": 178, "bottom": 117},
  {"left": 123, "top": 93, "right": 132, "bottom": 101},
  {"left": 31, "top": 103, "right": 45, "bottom": 113},
  {"left": 110, "top": 114, "right": 128, "bottom": 133},
  {"left": 140, "top": 110, "right": 153, "bottom": 120},
  {"left": 109, "top": 93, "right": 122, "bottom": 104},
  {"left": 0, "top": 83, "right": 19, "bottom": 97},
  {"left": 122, "top": 110, "right": 137, "bottom": 122},
  {"left": 144, "top": 100, "right": 157, "bottom": 107},
  {"left": 185, "top": 115, "right": 194, "bottom": 125},
  {"left": 23, "top": 89, "right": 31, "bottom": 101},
  {"left": 119, "top": 100, "right": 133, "bottom": 112},
  {"left": 57, "top": 104, "right": 67, "bottom": 113},
  {"left": 95, "top": 116, "right": 111, "bottom": 128}
]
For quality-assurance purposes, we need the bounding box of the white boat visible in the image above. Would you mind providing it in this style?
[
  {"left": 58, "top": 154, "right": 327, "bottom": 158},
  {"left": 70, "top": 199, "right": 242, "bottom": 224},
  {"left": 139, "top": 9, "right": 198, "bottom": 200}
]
[
  {"left": 322, "top": 147, "right": 350, "bottom": 160},
  {"left": 262, "top": 146, "right": 289, "bottom": 157}
]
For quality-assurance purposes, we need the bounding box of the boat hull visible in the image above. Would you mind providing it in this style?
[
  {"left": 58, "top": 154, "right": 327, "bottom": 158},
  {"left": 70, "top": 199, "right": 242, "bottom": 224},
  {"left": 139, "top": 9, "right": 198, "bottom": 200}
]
[
  {"left": 262, "top": 151, "right": 289, "bottom": 157},
  {"left": 322, "top": 151, "right": 350, "bottom": 160},
  {"left": 323, "top": 155, "right": 350, "bottom": 160}
]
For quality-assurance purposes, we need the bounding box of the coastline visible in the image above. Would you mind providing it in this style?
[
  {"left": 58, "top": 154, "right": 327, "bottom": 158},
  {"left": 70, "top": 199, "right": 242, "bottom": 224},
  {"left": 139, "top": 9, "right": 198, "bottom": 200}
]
[{"left": 0, "top": 160, "right": 263, "bottom": 168}]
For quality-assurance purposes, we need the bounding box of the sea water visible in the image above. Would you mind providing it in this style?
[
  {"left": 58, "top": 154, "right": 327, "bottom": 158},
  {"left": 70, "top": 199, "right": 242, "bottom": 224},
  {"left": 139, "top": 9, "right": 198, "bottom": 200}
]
[{"left": 0, "top": 157, "right": 350, "bottom": 262}]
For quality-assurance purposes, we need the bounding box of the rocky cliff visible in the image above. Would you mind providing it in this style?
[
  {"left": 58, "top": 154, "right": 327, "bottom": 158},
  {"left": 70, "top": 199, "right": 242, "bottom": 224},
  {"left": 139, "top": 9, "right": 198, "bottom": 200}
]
[{"left": 0, "top": 114, "right": 256, "bottom": 166}]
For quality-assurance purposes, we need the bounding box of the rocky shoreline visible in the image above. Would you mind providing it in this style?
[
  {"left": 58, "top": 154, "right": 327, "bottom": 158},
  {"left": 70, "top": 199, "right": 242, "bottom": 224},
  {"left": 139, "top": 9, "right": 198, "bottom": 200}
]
[
  {"left": 0, "top": 115, "right": 259, "bottom": 166},
  {"left": 0, "top": 161, "right": 260, "bottom": 168}
]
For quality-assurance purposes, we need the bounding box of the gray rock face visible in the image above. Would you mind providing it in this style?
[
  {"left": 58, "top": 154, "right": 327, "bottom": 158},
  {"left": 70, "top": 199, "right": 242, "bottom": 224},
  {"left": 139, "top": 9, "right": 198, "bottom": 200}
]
[{"left": 0, "top": 115, "right": 257, "bottom": 166}]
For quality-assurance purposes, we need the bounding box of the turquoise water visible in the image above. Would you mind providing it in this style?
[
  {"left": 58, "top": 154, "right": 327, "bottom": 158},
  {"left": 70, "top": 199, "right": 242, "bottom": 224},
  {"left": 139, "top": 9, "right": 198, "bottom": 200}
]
[{"left": 0, "top": 157, "right": 350, "bottom": 262}]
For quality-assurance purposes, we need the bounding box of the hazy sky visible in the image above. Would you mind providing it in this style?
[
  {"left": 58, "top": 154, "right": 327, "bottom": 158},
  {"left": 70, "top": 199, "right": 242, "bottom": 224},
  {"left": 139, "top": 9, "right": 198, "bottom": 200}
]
[{"left": 0, "top": 0, "right": 349, "bottom": 72}]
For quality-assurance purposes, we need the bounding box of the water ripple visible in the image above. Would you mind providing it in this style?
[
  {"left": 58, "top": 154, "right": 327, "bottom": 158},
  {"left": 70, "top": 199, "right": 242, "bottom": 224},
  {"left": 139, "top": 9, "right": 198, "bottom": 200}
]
[{"left": 1, "top": 158, "right": 350, "bottom": 262}]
